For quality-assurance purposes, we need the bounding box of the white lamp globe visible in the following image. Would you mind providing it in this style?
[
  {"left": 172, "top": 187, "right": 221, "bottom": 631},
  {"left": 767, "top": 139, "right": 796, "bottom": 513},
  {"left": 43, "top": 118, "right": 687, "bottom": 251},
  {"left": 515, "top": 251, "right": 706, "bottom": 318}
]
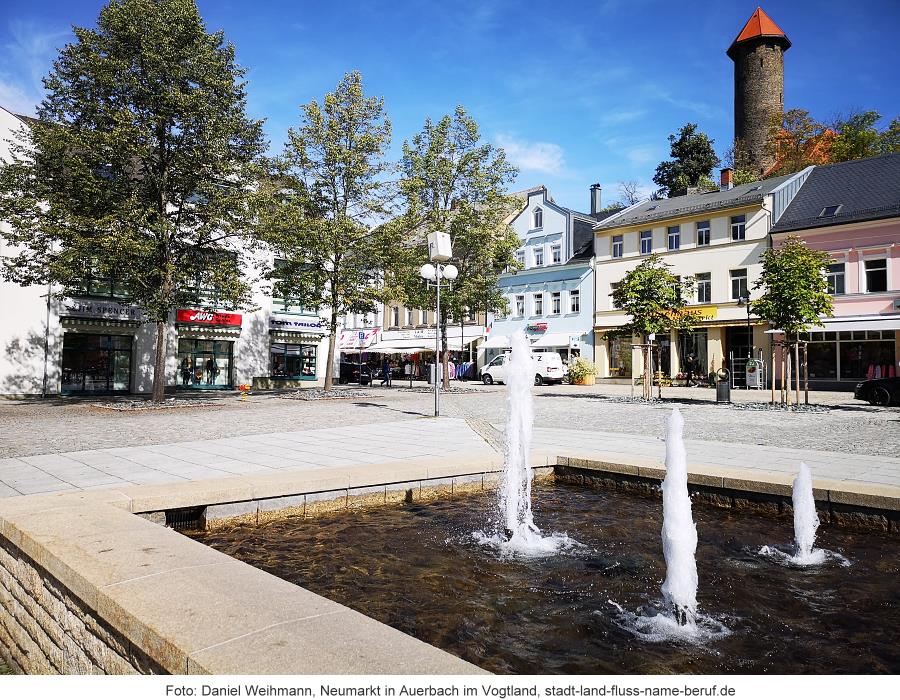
[
  {"left": 419, "top": 263, "right": 436, "bottom": 281},
  {"left": 443, "top": 264, "right": 458, "bottom": 281}
]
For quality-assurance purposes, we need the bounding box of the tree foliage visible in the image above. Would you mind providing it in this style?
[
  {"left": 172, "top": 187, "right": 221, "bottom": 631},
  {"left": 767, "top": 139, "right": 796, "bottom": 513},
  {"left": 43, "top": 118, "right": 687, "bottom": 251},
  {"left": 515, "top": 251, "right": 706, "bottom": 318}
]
[
  {"left": 0, "top": 0, "right": 266, "bottom": 401},
  {"left": 256, "top": 71, "right": 397, "bottom": 390},
  {"left": 610, "top": 254, "right": 696, "bottom": 340},
  {"left": 652, "top": 123, "right": 719, "bottom": 197},
  {"left": 831, "top": 111, "right": 900, "bottom": 162},
  {"left": 618, "top": 180, "right": 642, "bottom": 205},
  {"left": 750, "top": 236, "right": 833, "bottom": 337},
  {"left": 389, "top": 106, "right": 519, "bottom": 388}
]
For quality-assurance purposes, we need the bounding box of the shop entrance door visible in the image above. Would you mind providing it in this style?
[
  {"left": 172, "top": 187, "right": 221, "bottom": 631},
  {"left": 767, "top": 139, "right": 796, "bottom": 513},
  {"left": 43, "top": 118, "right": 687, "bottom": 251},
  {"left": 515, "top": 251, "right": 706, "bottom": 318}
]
[
  {"left": 61, "top": 334, "right": 132, "bottom": 394},
  {"left": 177, "top": 339, "right": 233, "bottom": 389},
  {"left": 726, "top": 326, "right": 752, "bottom": 388}
]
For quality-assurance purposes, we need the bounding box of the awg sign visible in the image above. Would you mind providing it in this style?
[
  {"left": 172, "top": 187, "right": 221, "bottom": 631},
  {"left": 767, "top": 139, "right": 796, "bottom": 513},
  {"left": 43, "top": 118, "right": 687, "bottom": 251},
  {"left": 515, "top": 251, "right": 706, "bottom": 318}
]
[{"left": 176, "top": 309, "right": 242, "bottom": 327}]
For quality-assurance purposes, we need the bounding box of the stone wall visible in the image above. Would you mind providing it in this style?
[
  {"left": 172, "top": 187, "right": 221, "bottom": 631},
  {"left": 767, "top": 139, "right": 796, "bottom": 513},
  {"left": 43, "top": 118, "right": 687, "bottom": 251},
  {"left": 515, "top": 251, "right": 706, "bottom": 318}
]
[
  {"left": 0, "top": 537, "right": 166, "bottom": 675},
  {"left": 733, "top": 39, "right": 785, "bottom": 176}
]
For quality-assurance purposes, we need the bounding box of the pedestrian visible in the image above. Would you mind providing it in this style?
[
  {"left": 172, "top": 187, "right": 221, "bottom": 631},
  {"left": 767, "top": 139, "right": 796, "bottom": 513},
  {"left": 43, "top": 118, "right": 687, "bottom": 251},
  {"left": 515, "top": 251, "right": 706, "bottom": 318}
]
[
  {"left": 685, "top": 354, "right": 695, "bottom": 387},
  {"left": 381, "top": 357, "right": 391, "bottom": 387}
]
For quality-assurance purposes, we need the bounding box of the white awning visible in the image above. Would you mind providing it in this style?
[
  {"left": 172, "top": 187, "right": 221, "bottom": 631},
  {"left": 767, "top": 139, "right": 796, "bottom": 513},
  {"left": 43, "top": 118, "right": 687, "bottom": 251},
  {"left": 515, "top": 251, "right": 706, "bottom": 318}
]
[
  {"left": 367, "top": 340, "right": 434, "bottom": 353},
  {"left": 766, "top": 317, "right": 900, "bottom": 334},
  {"left": 482, "top": 334, "right": 510, "bottom": 349},
  {"left": 529, "top": 333, "right": 573, "bottom": 349}
]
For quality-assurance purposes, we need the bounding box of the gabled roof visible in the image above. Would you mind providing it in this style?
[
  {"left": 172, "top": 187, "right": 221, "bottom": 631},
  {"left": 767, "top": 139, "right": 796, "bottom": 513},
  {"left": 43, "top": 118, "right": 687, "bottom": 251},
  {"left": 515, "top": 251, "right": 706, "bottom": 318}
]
[
  {"left": 770, "top": 154, "right": 900, "bottom": 234},
  {"left": 594, "top": 173, "right": 794, "bottom": 231},
  {"left": 727, "top": 7, "right": 791, "bottom": 58}
]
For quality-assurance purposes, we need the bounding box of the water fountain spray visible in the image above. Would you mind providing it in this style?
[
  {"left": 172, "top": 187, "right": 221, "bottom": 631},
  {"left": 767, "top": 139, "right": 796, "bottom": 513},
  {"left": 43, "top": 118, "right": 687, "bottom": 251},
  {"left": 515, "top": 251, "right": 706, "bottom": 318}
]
[
  {"left": 499, "top": 330, "right": 538, "bottom": 540},
  {"left": 660, "top": 409, "right": 698, "bottom": 626},
  {"left": 792, "top": 462, "right": 821, "bottom": 564}
]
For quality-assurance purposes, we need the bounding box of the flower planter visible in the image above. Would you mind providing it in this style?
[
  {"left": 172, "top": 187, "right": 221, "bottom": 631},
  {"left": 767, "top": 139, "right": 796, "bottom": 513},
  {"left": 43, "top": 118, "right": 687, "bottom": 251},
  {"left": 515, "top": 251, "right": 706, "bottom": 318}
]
[{"left": 573, "top": 375, "right": 596, "bottom": 386}]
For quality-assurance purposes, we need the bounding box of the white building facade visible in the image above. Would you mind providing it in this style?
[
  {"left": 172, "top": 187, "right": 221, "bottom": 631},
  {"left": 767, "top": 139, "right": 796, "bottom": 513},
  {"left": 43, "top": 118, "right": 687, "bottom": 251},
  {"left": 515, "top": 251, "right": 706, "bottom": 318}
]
[{"left": 0, "top": 107, "right": 331, "bottom": 396}]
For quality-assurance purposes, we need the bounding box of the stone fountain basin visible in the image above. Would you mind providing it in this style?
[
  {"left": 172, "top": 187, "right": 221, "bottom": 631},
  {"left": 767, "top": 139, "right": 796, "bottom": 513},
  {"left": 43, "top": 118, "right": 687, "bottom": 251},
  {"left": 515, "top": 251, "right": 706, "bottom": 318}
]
[{"left": 0, "top": 451, "right": 897, "bottom": 674}]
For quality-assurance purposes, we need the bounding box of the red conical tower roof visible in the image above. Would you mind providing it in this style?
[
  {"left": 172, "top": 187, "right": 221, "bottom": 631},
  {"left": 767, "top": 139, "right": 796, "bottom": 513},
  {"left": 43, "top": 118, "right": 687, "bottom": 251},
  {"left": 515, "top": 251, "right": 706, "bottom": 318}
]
[{"left": 727, "top": 7, "right": 791, "bottom": 59}]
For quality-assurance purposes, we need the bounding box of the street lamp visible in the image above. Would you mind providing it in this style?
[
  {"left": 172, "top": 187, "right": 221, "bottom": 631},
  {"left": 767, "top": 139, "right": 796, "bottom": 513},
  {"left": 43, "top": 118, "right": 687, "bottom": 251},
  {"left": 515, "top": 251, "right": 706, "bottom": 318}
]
[
  {"left": 420, "top": 232, "right": 457, "bottom": 418},
  {"left": 737, "top": 295, "right": 753, "bottom": 359}
]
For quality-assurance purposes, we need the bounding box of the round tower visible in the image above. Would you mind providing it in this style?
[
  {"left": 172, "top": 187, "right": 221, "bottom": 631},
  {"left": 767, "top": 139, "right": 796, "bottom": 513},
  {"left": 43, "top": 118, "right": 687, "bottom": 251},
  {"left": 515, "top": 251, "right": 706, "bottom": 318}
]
[{"left": 727, "top": 7, "right": 791, "bottom": 176}]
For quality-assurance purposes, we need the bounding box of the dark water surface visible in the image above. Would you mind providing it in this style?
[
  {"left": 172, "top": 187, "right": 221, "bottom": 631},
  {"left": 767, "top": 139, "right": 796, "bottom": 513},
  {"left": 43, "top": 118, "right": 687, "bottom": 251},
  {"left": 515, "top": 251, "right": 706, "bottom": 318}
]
[{"left": 190, "top": 482, "right": 900, "bottom": 674}]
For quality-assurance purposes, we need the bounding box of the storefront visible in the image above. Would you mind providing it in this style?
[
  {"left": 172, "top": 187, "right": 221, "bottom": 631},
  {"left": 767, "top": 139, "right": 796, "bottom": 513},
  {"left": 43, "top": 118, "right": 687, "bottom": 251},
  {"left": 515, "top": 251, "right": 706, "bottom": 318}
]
[
  {"left": 802, "top": 328, "right": 897, "bottom": 383},
  {"left": 174, "top": 309, "right": 242, "bottom": 389},
  {"left": 265, "top": 314, "right": 327, "bottom": 385}
]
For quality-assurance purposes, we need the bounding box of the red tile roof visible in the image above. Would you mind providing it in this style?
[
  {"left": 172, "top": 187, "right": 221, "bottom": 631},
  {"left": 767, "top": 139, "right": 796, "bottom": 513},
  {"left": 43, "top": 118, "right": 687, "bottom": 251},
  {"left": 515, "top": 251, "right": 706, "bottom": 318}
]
[{"left": 727, "top": 7, "right": 791, "bottom": 58}]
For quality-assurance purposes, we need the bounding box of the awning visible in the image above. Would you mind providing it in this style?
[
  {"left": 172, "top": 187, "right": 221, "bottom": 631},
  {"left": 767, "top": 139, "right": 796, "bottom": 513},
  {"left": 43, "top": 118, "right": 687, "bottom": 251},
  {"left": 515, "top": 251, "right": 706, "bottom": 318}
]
[
  {"left": 368, "top": 340, "right": 434, "bottom": 353},
  {"left": 482, "top": 334, "right": 510, "bottom": 349},
  {"left": 529, "top": 333, "right": 573, "bottom": 349},
  {"left": 766, "top": 317, "right": 900, "bottom": 333}
]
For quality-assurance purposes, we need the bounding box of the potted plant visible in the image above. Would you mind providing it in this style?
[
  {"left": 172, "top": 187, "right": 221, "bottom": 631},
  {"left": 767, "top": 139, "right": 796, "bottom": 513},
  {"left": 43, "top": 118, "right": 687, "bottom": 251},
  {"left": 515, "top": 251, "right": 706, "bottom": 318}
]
[{"left": 567, "top": 357, "right": 597, "bottom": 386}]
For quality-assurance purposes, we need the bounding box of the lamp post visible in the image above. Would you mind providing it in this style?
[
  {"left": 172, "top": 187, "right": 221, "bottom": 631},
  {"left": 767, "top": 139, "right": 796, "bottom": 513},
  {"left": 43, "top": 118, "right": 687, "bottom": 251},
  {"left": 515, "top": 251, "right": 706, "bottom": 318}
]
[
  {"left": 737, "top": 295, "right": 753, "bottom": 358},
  {"left": 420, "top": 231, "right": 457, "bottom": 418}
]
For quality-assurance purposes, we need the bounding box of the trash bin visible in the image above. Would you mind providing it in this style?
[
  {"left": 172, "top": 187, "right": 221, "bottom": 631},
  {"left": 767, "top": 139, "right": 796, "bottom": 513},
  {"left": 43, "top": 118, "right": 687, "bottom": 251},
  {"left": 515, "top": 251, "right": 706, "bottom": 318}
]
[{"left": 715, "top": 368, "right": 731, "bottom": 403}]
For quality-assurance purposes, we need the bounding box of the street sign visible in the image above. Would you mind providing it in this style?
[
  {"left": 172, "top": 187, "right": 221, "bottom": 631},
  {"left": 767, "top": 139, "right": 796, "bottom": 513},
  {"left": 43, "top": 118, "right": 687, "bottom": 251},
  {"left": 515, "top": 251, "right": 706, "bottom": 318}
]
[{"left": 358, "top": 331, "right": 365, "bottom": 340}]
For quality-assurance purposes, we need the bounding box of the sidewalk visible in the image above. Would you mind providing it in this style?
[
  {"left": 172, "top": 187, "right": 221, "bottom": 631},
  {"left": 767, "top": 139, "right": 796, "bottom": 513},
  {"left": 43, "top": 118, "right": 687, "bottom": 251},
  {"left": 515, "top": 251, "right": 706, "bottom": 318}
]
[{"left": 2, "top": 415, "right": 899, "bottom": 498}]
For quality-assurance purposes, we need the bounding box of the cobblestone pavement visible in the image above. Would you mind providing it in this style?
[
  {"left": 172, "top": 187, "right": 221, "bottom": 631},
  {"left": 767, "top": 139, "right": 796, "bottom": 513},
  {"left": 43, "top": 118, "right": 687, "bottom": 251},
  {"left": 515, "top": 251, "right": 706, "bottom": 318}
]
[{"left": 0, "top": 382, "right": 897, "bottom": 497}]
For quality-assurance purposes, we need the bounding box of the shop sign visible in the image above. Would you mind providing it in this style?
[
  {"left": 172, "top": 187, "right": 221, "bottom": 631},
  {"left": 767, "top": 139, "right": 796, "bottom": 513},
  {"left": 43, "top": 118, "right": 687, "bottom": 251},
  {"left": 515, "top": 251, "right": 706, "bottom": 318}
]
[
  {"left": 60, "top": 298, "right": 146, "bottom": 322},
  {"left": 668, "top": 306, "right": 717, "bottom": 322},
  {"left": 269, "top": 314, "right": 325, "bottom": 333},
  {"left": 526, "top": 322, "right": 548, "bottom": 333},
  {"left": 338, "top": 327, "right": 379, "bottom": 350},
  {"left": 176, "top": 309, "right": 242, "bottom": 327}
]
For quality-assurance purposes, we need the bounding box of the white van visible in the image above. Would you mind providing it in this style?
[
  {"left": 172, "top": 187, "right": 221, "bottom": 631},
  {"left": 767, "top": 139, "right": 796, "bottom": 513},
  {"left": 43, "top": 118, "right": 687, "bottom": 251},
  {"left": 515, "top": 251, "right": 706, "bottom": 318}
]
[{"left": 481, "top": 351, "right": 566, "bottom": 386}]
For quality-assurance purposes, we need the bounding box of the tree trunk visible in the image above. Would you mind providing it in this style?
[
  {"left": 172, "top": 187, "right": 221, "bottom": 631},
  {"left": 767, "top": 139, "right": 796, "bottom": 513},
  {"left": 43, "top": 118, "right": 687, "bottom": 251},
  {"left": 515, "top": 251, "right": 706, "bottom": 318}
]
[
  {"left": 151, "top": 320, "right": 167, "bottom": 403},
  {"left": 324, "top": 308, "right": 338, "bottom": 392}
]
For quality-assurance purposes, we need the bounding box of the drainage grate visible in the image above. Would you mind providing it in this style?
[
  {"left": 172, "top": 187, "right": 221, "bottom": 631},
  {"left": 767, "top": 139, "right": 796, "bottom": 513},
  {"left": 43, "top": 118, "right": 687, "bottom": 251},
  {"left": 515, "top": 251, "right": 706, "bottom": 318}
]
[{"left": 165, "top": 506, "right": 205, "bottom": 531}]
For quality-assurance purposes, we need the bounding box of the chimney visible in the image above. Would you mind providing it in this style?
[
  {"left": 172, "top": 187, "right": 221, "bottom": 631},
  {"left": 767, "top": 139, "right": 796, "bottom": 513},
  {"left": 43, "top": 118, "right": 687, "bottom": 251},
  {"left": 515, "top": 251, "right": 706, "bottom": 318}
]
[
  {"left": 590, "top": 183, "right": 602, "bottom": 215},
  {"left": 720, "top": 168, "right": 734, "bottom": 191}
]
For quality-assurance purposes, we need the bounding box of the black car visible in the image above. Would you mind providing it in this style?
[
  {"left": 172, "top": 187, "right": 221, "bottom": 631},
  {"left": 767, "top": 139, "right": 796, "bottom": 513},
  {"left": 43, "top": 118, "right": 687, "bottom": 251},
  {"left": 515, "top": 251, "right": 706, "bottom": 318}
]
[
  {"left": 338, "top": 361, "right": 372, "bottom": 385},
  {"left": 854, "top": 377, "right": 900, "bottom": 406}
]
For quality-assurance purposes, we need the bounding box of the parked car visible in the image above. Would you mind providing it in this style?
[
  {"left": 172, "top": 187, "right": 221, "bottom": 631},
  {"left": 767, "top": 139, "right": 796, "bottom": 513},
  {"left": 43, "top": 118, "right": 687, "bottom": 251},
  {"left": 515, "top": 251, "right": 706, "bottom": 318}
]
[
  {"left": 338, "top": 361, "right": 372, "bottom": 385},
  {"left": 854, "top": 377, "right": 900, "bottom": 406},
  {"left": 481, "top": 351, "right": 566, "bottom": 386}
]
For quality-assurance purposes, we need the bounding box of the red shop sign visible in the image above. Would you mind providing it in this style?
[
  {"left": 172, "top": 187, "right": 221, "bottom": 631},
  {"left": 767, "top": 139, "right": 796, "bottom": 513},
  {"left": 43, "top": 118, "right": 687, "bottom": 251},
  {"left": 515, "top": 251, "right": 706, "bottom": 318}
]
[{"left": 176, "top": 309, "right": 243, "bottom": 327}]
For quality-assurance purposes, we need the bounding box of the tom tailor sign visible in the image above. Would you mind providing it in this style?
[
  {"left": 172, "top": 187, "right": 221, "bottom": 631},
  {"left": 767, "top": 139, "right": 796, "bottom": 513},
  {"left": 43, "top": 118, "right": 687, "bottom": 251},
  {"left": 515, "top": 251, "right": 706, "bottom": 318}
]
[
  {"left": 176, "top": 309, "right": 242, "bottom": 327},
  {"left": 270, "top": 314, "right": 325, "bottom": 332}
]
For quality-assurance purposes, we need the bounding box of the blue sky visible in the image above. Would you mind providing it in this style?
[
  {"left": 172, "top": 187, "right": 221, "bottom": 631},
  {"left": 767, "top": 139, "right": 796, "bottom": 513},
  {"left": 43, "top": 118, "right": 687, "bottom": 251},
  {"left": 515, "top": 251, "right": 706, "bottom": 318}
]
[{"left": 2, "top": 0, "right": 898, "bottom": 210}]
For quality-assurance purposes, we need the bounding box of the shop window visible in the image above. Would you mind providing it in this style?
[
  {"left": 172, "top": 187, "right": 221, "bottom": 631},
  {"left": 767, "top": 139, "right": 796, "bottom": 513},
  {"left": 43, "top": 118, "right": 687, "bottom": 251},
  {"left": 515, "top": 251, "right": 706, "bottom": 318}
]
[
  {"left": 607, "top": 332, "right": 632, "bottom": 378},
  {"left": 677, "top": 329, "right": 708, "bottom": 380},
  {"left": 61, "top": 334, "right": 132, "bottom": 394},
  {"left": 864, "top": 259, "right": 887, "bottom": 293},
  {"left": 731, "top": 214, "right": 746, "bottom": 241},
  {"left": 569, "top": 289, "right": 580, "bottom": 313},
  {"left": 826, "top": 263, "right": 845, "bottom": 295},
  {"left": 807, "top": 341, "right": 837, "bottom": 379},
  {"left": 271, "top": 343, "right": 317, "bottom": 379},
  {"left": 840, "top": 339, "right": 895, "bottom": 379},
  {"left": 176, "top": 339, "right": 232, "bottom": 388}
]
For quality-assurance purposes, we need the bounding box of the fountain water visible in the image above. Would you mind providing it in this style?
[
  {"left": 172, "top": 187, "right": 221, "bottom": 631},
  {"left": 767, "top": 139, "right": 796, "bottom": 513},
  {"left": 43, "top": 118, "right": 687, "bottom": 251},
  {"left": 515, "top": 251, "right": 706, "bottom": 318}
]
[
  {"left": 792, "top": 462, "right": 824, "bottom": 565},
  {"left": 474, "top": 329, "right": 575, "bottom": 556},
  {"left": 660, "top": 408, "right": 698, "bottom": 626}
]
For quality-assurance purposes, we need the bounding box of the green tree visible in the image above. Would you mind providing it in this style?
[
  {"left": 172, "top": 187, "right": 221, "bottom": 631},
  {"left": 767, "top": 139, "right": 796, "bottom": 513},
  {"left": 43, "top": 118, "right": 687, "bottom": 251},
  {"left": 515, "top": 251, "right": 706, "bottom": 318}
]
[
  {"left": 750, "top": 235, "right": 833, "bottom": 403},
  {"left": 610, "top": 255, "right": 695, "bottom": 398},
  {"left": 831, "top": 110, "right": 900, "bottom": 162},
  {"left": 722, "top": 139, "right": 758, "bottom": 185},
  {"left": 257, "top": 71, "right": 396, "bottom": 391},
  {"left": 0, "top": 0, "right": 265, "bottom": 402},
  {"left": 766, "top": 109, "right": 832, "bottom": 175},
  {"left": 652, "top": 123, "right": 719, "bottom": 197},
  {"left": 390, "top": 106, "right": 518, "bottom": 389},
  {"left": 750, "top": 236, "right": 833, "bottom": 338}
]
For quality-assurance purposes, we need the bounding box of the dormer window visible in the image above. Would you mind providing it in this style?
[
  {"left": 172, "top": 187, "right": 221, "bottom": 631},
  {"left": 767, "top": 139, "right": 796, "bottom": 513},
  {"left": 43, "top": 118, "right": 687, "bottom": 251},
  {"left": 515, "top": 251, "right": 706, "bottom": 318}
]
[
  {"left": 819, "top": 205, "right": 842, "bottom": 218},
  {"left": 533, "top": 207, "right": 543, "bottom": 229}
]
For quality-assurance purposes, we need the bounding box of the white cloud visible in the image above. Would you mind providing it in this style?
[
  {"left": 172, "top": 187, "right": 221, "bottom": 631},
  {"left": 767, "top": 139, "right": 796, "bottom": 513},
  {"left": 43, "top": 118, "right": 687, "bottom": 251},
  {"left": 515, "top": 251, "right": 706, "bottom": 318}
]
[
  {"left": 496, "top": 133, "right": 565, "bottom": 175},
  {"left": 598, "top": 109, "right": 647, "bottom": 127},
  {"left": 0, "top": 78, "right": 38, "bottom": 116},
  {"left": 625, "top": 146, "right": 656, "bottom": 166},
  {"left": 0, "top": 21, "right": 71, "bottom": 115}
]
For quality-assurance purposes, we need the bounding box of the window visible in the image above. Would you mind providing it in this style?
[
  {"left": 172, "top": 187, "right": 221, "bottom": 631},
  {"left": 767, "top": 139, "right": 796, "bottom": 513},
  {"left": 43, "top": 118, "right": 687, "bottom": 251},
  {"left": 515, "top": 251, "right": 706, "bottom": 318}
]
[
  {"left": 696, "top": 221, "right": 710, "bottom": 247},
  {"left": 270, "top": 343, "right": 317, "bottom": 380},
  {"left": 610, "top": 282, "right": 620, "bottom": 309},
  {"left": 640, "top": 230, "right": 652, "bottom": 254},
  {"left": 696, "top": 272, "right": 711, "bottom": 303},
  {"left": 533, "top": 293, "right": 543, "bottom": 316},
  {"left": 667, "top": 225, "right": 680, "bottom": 251},
  {"left": 271, "top": 258, "right": 314, "bottom": 314},
  {"left": 672, "top": 275, "right": 682, "bottom": 299},
  {"left": 730, "top": 269, "right": 748, "bottom": 300},
  {"left": 534, "top": 247, "right": 544, "bottom": 267},
  {"left": 551, "top": 292, "right": 561, "bottom": 314},
  {"left": 826, "top": 263, "right": 845, "bottom": 295},
  {"left": 865, "top": 259, "right": 887, "bottom": 293},
  {"left": 406, "top": 308, "right": 413, "bottom": 326},
  {"left": 515, "top": 295, "right": 525, "bottom": 317},
  {"left": 533, "top": 207, "right": 543, "bottom": 229},
  {"left": 569, "top": 289, "right": 580, "bottom": 313},
  {"left": 515, "top": 250, "right": 525, "bottom": 267},
  {"left": 551, "top": 244, "right": 561, "bottom": 264},
  {"left": 391, "top": 306, "right": 400, "bottom": 327},
  {"left": 731, "top": 214, "right": 746, "bottom": 241},
  {"left": 612, "top": 235, "right": 623, "bottom": 258},
  {"left": 819, "top": 205, "right": 842, "bottom": 218}
]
